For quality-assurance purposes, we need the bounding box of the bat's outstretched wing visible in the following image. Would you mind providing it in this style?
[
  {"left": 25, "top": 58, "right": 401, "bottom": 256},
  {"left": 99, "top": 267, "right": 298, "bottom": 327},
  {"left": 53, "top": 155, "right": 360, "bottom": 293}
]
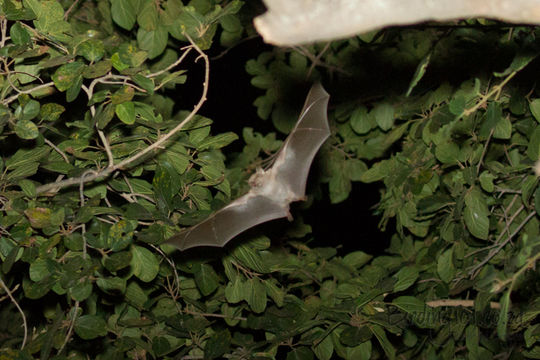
[
  {"left": 271, "top": 82, "right": 330, "bottom": 199},
  {"left": 167, "top": 194, "right": 288, "bottom": 250},
  {"left": 167, "top": 83, "right": 330, "bottom": 250}
]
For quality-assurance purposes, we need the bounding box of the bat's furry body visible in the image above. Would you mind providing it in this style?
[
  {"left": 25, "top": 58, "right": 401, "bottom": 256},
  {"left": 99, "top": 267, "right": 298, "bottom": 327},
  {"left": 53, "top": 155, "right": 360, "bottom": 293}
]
[{"left": 167, "top": 83, "right": 330, "bottom": 250}]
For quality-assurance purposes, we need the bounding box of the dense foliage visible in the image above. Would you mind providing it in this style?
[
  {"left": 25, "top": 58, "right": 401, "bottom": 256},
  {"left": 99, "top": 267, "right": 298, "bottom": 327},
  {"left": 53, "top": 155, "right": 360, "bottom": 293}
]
[{"left": 0, "top": 0, "right": 540, "bottom": 359}]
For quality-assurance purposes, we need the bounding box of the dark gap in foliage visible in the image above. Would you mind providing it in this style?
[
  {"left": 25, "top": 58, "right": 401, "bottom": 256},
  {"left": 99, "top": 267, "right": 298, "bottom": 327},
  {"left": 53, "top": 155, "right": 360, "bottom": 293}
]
[{"left": 305, "top": 180, "right": 391, "bottom": 255}]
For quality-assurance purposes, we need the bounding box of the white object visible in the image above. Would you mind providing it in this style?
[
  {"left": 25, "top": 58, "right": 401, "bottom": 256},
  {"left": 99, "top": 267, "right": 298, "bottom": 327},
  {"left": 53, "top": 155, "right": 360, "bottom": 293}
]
[{"left": 254, "top": 0, "right": 540, "bottom": 45}]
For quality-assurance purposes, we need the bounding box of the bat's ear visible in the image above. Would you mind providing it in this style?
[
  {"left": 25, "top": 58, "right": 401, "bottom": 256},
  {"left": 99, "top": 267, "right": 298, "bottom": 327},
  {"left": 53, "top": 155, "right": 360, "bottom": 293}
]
[{"left": 286, "top": 211, "right": 293, "bottom": 221}]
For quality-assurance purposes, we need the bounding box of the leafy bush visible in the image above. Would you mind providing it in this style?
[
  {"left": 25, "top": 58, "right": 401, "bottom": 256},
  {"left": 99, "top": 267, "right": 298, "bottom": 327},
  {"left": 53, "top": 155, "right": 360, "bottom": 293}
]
[{"left": 0, "top": 1, "right": 540, "bottom": 359}]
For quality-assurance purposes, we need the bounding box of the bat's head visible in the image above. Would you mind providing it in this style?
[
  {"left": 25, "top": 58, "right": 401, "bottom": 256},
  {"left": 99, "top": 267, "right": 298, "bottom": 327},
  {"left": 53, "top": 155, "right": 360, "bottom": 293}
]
[{"left": 248, "top": 167, "right": 266, "bottom": 188}]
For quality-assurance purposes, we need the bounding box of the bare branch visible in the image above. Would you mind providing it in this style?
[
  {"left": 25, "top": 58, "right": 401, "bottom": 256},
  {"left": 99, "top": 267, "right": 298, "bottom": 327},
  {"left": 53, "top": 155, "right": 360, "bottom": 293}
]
[{"left": 0, "top": 277, "right": 27, "bottom": 349}]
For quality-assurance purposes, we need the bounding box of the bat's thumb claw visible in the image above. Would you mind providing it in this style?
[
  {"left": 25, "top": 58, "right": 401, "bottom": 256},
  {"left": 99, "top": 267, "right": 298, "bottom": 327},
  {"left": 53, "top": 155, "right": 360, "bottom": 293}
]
[{"left": 287, "top": 212, "right": 294, "bottom": 221}]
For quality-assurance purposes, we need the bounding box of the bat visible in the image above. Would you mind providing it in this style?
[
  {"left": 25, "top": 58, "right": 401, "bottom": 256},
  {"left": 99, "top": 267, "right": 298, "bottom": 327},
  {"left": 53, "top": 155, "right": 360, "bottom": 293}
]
[{"left": 167, "top": 83, "right": 330, "bottom": 250}]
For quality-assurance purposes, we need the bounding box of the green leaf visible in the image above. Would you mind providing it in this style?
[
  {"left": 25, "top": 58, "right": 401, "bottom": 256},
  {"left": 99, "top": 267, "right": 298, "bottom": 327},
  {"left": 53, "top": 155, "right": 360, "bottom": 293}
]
[
  {"left": 115, "top": 101, "right": 136, "bottom": 124},
  {"left": 406, "top": 52, "right": 431, "bottom": 97},
  {"left": 465, "top": 325, "right": 479, "bottom": 358},
  {"left": 479, "top": 171, "right": 496, "bottom": 192},
  {"left": 10, "top": 22, "right": 30, "bottom": 44},
  {"left": 194, "top": 263, "right": 220, "bottom": 296},
  {"left": 392, "top": 296, "right": 427, "bottom": 314},
  {"left": 13, "top": 64, "right": 40, "bottom": 84},
  {"left": 78, "top": 39, "right": 105, "bottom": 62},
  {"left": 96, "top": 103, "right": 116, "bottom": 129},
  {"left": 21, "top": 100, "right": 42, "bottom": 121},
  {"left": 372, "top": 103, "right": 394, "bottom": 131},
  {"left": 481, "top": 102, "right": 512, "bottom": 140},
  {"left": 345, "top": 159, "right": 368, "bottom": 181},
  {"left": 130, "top": 245, "right": 159, "bottom": 282},
  {"left": 84, "top": 60, "right": 113, "bottom": 79},
  {"left": 246, "top": 277, "right": 267, "bottom": 313},
  {"left": 341, "top": 326, "right": 373, "bottom": 346},
  {"left": 66, "top": 74, "right": 83, "bottom": 102},
  {"left": 230, "top": 243, "right": 269, "bottom": 274},
  {"left": 531, "top": 99, "right": 540, "bottom": 123},
  {"left": 111, "top": 52, "right": 130, "bottom": 72},
  {"left": 494, "top": 51, "right": 537, "bottom": 77},
  {"left": 19, "top": 179, "right": 36, "bottom": 197},
  {"left": 329, "top": 171, "right": 351, "bottom": 204},
  {"left": 132, "top": 74, "right": 155, "bottom": 95},
  {"left": 343, "top": 251, "right": 372, "bottom": 268},
  {"left": 435, "top": 141, "right": 460, "bottom": 164},
  {"left": 96, "top": 277, "right": 127, "bottom": 295},
  {"left": 393, "top": 266, "right": 419, "bottom": 292},
  {"left": 70, "top": 280, "right": 93, "bottom": 301},
  {"left": 264, "top": 279, "right": 285, "bottom": 307},
  {"left": 14, "top": 119, "right": 39, "bottom": 139},
  {"left": 137, "top": 26, "right": 168, "bottom": 59},
  {"left": 204, "top": 329, "right": 231, "bottom": 360},
  {"left": 197, "top": 132, "right": 239, "bottom": 150},
  {"left": 125, "top": 281, "right": 148, "bottom": 308},
  {"left": 369, "top": 325, "right": 395, "bottom": 360},
  {"left": 346, "top": 341, "right": 372, "bottom": 360},
  {"left": 464, "top": 189, "right": 489, "bottom": 240},
  {"left": 528, "top": 126, "right": 540, "bottom": 161},
  {"left": 286, "top": 347, "right": 314, "bottom": 360},
  {"left": 111, "top": 0, "right": 137, "bottom": 30},
  {"left": 225, "top": 277, "right": 245, "bottom": 303},
  {"left": 137, "top": 0, "right": 158, "bottom": 30},
  {"left": 360, "top": 159, "right": 392, "bottom": 183},
  {"left": 52, "top": 62, "right": 84, "bottom": 92},
  {"left": 497, "top": 290, "right": 511, "bottom": 340},
  {"left": 30, "top": 0, "right": 70, "bottom": 40},
  {"left": 74, "top": 315, "right": 108, "bottom": 340},
  {"left": 449, "top": 96, "right": 466, "bottom": 115},
  {"left": 7, "top": 161, "right": 39, "bottom": 181},
  {"left": 437, "top": 247, "right": 455, "bottom": 283},
  {"left": 5, "top": 146, "right": 48, "bottom": 170},
  {"left": 493, "top": 116, "right": 512, "bottom": 140},
  {"left": 40, "top": 103, "right": 65, "bottom": 122},
  {"left": 153, "top": 163, "right": 181, "bottom": 212},
  {"left": 29, "top": 258, "right": 54, "bottom": 281},
  {"left": 350, "top": 106, "right": 372, "bottom": 134},
  {"left": 103, "top": 251, "right": 132, "bottom": 272},
  {"left": 312, "top": 329, "right": 333, "bottom": 360},
  {"left": 111, "top": 85, "right": 135, "bottom": 104},
  {"left": 25, "top": 207, "right": 52, "bottom": 229}
]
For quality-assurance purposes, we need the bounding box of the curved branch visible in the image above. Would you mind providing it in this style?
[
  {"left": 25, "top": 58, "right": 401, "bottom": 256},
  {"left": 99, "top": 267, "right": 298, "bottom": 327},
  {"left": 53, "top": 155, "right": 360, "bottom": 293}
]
[{"left": 36, "top": 35, "right": 210, "bottom": 195}]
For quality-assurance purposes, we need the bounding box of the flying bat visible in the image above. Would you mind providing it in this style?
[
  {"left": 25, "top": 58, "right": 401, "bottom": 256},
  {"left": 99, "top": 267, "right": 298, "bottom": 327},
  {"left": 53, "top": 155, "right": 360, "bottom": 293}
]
[{"left": 167, "top": 83, "right": 330, "bottom": 250}]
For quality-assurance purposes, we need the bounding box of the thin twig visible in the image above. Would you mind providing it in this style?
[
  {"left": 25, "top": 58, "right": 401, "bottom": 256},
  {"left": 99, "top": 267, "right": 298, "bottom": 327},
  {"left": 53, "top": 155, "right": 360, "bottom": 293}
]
[
  {"left": 35, "top": 35, "right": 210, "bottom": 195},
  {"left": 183, "top": 305, "right": 247, "bottom": 321},
  {"left": 426, "top": 299, "right": 501, "bottom": 309},
  {"left": 462, "top": 72, "right": 517, "bottom": 117},
  {"left": 307, "top": 42, "right": 331, "bottom": 78},
  {"left": 469, "top": 211, "right": 536, "bottom": 278},
  {"left": 97, "top": 130, "right": 114, "bottom": 168},
  {"left": 64, "top": 0, "right": 80, "bottom": 20},
  {"left": 44, "top": 138, "right": 70, "bottom": 163},
  {"left": 476, "top": 128, "right": 493, "bottom": 175},
  {"left": 210, "top": 34, "right": 259, "bottom": 61},
  {"left": 149, "top": 243, "right": 181, "bottom": 301},
  {"left": 0, "top": 277, "right": 27, "bottom": 349},
  {"left": 98, "top": 80, "right": 146, "bottom": 93},
  {"left": 1, "top": 82, "right": 55, "bottom": 105},
  {"left": 0, "top": 18, "right": 7, "bottom": 48},
  {"left": 58, "top": 301, "right": 79, "bottom": 353},
  {"left": 465, "top": 204, "right": 524, "bottom": 258},
  {"left": 148, "top": 46, "right": 193, "bottom": 78}
]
